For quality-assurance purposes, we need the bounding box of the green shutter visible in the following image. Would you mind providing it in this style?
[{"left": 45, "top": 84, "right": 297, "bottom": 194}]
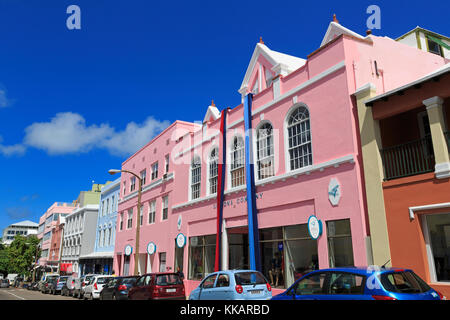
[{"left": 426, "top": 35, "right": 450, "bottom": 51}]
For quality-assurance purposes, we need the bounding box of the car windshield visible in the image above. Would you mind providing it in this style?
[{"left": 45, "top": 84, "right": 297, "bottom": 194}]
[
  {"left": 59, "top": 277, "right": 68, "bottom": 282},
  {"left": 85, "top": 276, "right": 95, "bottom": 283},
  {"left": 96, "top": 277, "right": 111, "bottom": 284},
  {"left": 380, "top": 271, "right": 431, "bottom": 294},
  {"left": 47, "top": 276, "right": 58, "bottom": 281},
  {"left": 234, "top": 272, "right": 267, "bottom": 286},
  {"left": 155, "top": 274, "right": 182, "bottom": 286}
]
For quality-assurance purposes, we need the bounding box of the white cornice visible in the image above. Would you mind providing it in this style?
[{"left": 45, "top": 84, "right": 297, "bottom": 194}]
[
  {"left": 118, "top": 172, "right": 175, "bottom": 204},
  {"left": 172, "top": 154, "right": 355, "bottom": 210}
]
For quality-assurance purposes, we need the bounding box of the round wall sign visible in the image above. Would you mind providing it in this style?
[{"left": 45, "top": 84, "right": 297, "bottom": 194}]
[
  {"left": 124, "top": 245, "right": 133, "bottom": 256},
  {"left": 176, "top": 233, "right": 186, "bottom": 248},
  {"left": 308, "top": 215, "right": 323, "bottom": 240},
  {"left": 147, "top": 242, "right": 156, "bottom": 255}
]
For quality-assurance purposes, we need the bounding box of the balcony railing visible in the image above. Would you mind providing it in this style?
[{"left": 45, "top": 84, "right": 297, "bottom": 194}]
[{"left": 381, "top": 135, "right": 434, "bottom": 180}]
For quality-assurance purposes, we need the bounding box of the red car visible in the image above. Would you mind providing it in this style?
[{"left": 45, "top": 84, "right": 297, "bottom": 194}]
[{"left": 128, "top": 272, "right": 185, "bottom": 300}]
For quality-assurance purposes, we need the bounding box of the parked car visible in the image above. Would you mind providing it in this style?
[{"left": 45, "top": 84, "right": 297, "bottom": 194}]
[
  {"left": 28, "top": 282, "right": 39, "bottom": 291},
  {"left": 0, "top": 279, "right": 10, "bottom": 288},
  {"left": 39, "top": 274, "right": 59, "bottom": 293},
  {"left": 61, "top": 276, "right": 77, "bottom": 296},
  {"left": 100, "top": 276, "right": 138, "bottom": 300},
  {"left": 128, "top": 272, "right": 185, "bottom": 300},
  {"left": 189, "top": 270, "right": 272, "bottom": 300},
  {"left": 271, "top": 267, "right": 446, "bottom": 300},
  {"left": 73, "top": 276, "right": 84, "bottom": 299},
  {"left": 48, "top": 276, "right": 68, "bottom": 295},
  {"left": 79, "top": 274, "right": 98, "bottom": 299},
  {"left": 83, "top": 275, "right": 113, "bottom": 300}
]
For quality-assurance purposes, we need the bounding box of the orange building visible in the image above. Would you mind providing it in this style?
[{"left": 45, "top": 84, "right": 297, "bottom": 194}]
[{"left": 356, "top": 64, "right": 450, "bottom": 297}]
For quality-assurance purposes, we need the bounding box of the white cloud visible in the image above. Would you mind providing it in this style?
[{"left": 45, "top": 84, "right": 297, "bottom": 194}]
[
  {"left": 0, "top": 88, "right": 14, "bottom": 108},
  {"left": 0, "top": 136, "right": 26, "bottom": 156},
  {"left": 21, "top": 112, "right": 170, "bottom": 157},
  {"left": 100, "top": 117, "right": 171, "bottom": 156}
]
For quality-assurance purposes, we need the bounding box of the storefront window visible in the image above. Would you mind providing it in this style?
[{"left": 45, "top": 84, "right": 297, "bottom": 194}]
[
  {"left": 260, "top": 227, "right": 284, "bottom": 288},
  {"left": 426, "top": 213, "right": 450, "bottom": 282},
  {"left": 327, "top": 219, "right": 354, "bottom": 268},
  {"left": 284, "top": 224, "right": 318, "bottom": 285},
  {"left": 228, "top": 227, "right": 249, "bottom": 270},
  {"left": 188, "top": 235, "right": 216, "bottom": 280}
]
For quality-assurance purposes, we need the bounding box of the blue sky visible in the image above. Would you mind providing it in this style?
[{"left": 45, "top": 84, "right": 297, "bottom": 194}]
[{"left": 0, "top": 0, "right": 448, "bottom": 232}]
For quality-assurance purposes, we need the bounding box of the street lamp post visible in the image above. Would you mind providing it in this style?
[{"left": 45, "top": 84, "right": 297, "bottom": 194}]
[{"left": 109, "top": 169, "right": 142, "bottom": 276}]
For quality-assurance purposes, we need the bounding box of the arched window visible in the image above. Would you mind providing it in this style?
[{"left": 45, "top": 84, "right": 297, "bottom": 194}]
[
  {"left": 230, "top": 136, "right": 245, "bottom": 187},
  {"left": 105, "top": 228, "right": 110, "bottom": 247},
  {"left": 108, "top": 227, "right": 112, "bottom": 246},
  {"left": 209, "top": 148, "right": 219, "bottom": 194},
  {"left": 257, "top": 122, "right": 274, "bottom": 179},
  {"left": 287, "top": 106, "right": 312, "bottom": 170},
  {"left": 191, "top": 156, "right": 201, "bottom": 200}
]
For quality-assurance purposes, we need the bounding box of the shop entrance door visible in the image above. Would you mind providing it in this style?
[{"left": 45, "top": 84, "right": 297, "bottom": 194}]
[
  {"left": 228, "top": 226, "right": 249, "bottom": 270},
  {"left": 123, "top": 255, "right": 130, "bottom": 276}
]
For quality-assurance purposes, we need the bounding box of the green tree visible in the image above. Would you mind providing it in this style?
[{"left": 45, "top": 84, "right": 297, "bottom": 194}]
[
  {"left": 7, "top": 235, "right": 40, "bottom": 278},
  {"left": 0, "top": 242, "right": 8, "bottom": 278}
]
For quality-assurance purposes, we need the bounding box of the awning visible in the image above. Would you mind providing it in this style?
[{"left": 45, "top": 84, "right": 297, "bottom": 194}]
[
  {"left": 79, "top": 251, "right": 114, "bottom": 259},
  {"left": 427, "top": 35, "right": 450, "bottom": 51},
  {"left": 60, "top": 263, "right": 72, "bottom": 272}
]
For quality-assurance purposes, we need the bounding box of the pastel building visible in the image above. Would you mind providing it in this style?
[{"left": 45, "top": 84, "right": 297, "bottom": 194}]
[
  {"left": 84, "top": 177, "right": 120, "bottom": 274},
  {"left": 60, "top": 183, "right": 107, "bottom": 276},
  {"left": 356, "top": 62, "right": 450, "bottom": 296},
  {"left": 396, "top": 27, "right": 450, "bottom": 59},
  {"left": 113, "top": 17, "right": 449, "bottom": 296},
  {"left": 37, "top": 202, "right": 77, "bottom": 273}
]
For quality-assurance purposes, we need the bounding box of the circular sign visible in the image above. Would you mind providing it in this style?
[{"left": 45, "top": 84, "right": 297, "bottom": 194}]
[
  {"left": 176, "top": 233, "right": 186, "bottom": 248},
  {"left": 308, "top": 215, "right": 323, "bottom": 240},
  {"left": 147, "top": 242, "right": 156, "bottom": 255},
  {"left": 124, "top": 245, "right": 133, "bottom": 256}
]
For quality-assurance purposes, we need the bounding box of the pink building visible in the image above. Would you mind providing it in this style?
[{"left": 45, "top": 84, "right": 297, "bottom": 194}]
[
  {"left": 113, "top": 19, "right": 448, "bottom": 295},
  {"left": 37, "top": 202, "right": 77, "bottom": 273}
]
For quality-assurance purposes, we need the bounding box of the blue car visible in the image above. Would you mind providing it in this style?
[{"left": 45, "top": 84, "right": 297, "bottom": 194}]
[
  {"left": 189, "top": 270, "right": 272, "bottom": 300},
  {"left": 271, "top": 267, "right": 446, "bottom": 300}
]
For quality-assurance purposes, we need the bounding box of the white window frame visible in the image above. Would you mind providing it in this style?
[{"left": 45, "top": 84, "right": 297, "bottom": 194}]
[
  {"left": 208, "top": 147, "right": 219, "bottom": 195},
  {"left": 152, "top": 162, "right": 159, "bottom": 180},
  {"left": 285, "top": 103, "right": 313, "bottom": 172},
  {"left": 148, "top": 200, "right": 156, "bottom": 224},
  {"left": 162, "top": 196, "right": 169, "bottom": 221},
  {"left": 255, "top": 121, "right": 275, "bottom": 180},
  {"left": 130, "top": 177, "right": 136, "bottom": 192},
  {"left": 127, "top": 209, "right": 133, "bottom": 229},
  {"left": 190, "top": 156, "right": 202, "bottom": 200},
  {"left": 140, "top": 169, "right": 147, "bottom": 186},
  {"left": 230, "top": 135, "right": 245, "bottom": 188}
]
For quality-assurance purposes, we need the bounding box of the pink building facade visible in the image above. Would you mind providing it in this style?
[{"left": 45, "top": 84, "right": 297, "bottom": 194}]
[
  {"left": 113, "top": 21, "right": 448, "bottom": 295},
  {"left": 37, "top": 202, "right": 76, "bottom": 273}
]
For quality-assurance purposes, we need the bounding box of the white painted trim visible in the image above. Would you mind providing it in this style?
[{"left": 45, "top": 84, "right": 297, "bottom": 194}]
[
  {"left": 408, "top": 202, "right": 450, "bottom": 220},
  {"left": 172, "top": 154, "right": 355, "bottom": 210},
  {"left": 118, "top": 172, "right": 174, "bottom": 204},
  {"left": 176, "top": 61, "right": 346, "bottom": 159},
  {"left": 354, "top": 83, "right": 376, "bottom": 98},
  {"left": 421, "top": 215, "right": 437, "bottom": 283},
  {"left": 435, "top": 162, "right": 450, "bottom": 179}
]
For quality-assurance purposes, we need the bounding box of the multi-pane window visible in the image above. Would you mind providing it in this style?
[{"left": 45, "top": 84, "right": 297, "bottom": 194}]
[
  {"left": 165, "top": 155, "right": 170, "bottom": 173},
  {"left": 139, "top": 205, "right": 143, "bottom": 226},
  {"left": 209, "top": 148, "right": 219, "bottom": 194},
  {"left": 230, "top": 136, "right": 245, "bottom": 187},
  {"left": 102, "top": 200, "right": 106, "bottom": 216},
  {"left": 152, "top": 162, "right": 159, "bottom": 180},
  {"left": 111, "top": 195, "right": 115, "bottom": 212},
  {"left": 191, "top": 157, "right": 201, "bottom": 199},
  {"left": 148, "top": 200, "right": 156, "bottom": 224},
  {"left": 140, "top": 170, "right": 147, "bottom": 186},
  {"left": 120, "top": 212, "right": 124, "bottom": 231},
  {"left": 287, "top": 106, "right": 312, "bottom": 170},
  {"left": 162, "top": 196, "right": 169, "bottom": 220},
  {"left": 123, "top": 181, "right": 126, "bottom": 196},
  {"left": 257, "top": 122, "right": 274, "bottom": 180},
  {"left": 130, "top": 177, "right": 136, "bottom": 192},
  {"left": 127, "top": 209, "right": 133, "bottom": 229},
  {"left": 106, "top": 199, "right": 110, "bottom": 215}
]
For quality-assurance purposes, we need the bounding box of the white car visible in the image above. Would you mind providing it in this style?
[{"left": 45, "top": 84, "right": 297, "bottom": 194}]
[{"left": 83, "top": 275, "right": 113, "bottom": 300}]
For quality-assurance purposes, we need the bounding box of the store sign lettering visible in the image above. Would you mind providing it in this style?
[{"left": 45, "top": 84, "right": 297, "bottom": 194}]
[{"left": 213, "top": 193, "right": 263, "bottom": 209}]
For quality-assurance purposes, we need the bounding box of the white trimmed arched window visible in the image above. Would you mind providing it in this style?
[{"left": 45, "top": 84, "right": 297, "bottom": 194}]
[
  {"left": 230, "top": 136, "right": 245, "bottom": 188},
  {"left": 287, "top": 105, "right": 312, "bottom": 170},
  {"left": 209, "top": 148, "right": 219, "bottom": 194},
  {"left": 190, "top": 156, "right": 201, "bottom": 200},
  {"left": 256, "top": 122, "right": 274, "bottom": 180}
]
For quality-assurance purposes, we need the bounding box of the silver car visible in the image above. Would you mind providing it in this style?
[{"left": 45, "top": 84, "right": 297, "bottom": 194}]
[{"left": 0, "top": 279, "right": 9, "bottom": 288}]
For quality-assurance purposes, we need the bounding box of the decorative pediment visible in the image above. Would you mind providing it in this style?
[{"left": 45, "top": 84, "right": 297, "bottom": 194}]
[
  {"left": 203, "top": 100, "right": 221, "bottom": 123},
  {"left": 239, "top": 40, "right": 306, "bottom": 96},
  {"left": 321, "top": 19, "right": 365, "bottom": 47}
]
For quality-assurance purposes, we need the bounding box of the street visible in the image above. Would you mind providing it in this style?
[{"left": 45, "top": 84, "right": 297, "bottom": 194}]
[{"left": 0, "top": 288, "right": 74, "bottom": 300}]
